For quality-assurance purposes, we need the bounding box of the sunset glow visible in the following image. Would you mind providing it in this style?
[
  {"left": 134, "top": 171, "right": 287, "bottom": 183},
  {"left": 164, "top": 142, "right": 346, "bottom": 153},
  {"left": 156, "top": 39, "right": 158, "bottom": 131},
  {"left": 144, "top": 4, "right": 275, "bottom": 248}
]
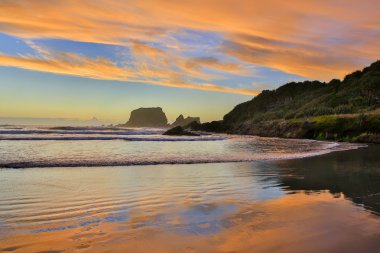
[{"left": 1, "top": 0, "right": 379, "bottom": 122}]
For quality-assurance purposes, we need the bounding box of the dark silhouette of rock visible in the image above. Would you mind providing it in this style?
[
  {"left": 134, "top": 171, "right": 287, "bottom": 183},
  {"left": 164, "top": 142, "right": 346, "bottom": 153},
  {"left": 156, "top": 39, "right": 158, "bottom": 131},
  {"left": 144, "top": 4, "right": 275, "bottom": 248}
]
[
  {"left": 171, "top": 114, "right": 200, "bottom": 127},
  {"left": 163, "top": 126, "right": 200, "bottom": 136},
  {"left": 125, "top": 107, "right": 168, "bottom": 127},
  {"left": 184, "top": 121, "right": 202, "bottom": 130}
]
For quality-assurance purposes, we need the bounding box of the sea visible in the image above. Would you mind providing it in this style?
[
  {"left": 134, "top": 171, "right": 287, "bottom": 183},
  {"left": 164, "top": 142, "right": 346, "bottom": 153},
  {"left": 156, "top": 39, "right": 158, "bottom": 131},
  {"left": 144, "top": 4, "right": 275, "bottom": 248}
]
[{"left": 0, "top": 125, "right": 379, "bottom": 252}]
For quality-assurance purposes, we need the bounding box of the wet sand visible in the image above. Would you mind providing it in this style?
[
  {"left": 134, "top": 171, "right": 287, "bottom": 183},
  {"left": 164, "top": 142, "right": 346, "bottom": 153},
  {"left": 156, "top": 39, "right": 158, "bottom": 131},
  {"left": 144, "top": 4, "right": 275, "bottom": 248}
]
[{"left": 1, "top": 146, "right": 379, "bottom": 252}]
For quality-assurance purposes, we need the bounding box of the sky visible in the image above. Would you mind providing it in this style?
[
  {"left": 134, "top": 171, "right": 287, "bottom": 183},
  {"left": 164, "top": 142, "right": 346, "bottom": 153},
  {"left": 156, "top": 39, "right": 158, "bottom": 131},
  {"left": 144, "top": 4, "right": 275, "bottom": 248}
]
[{"left": 0, "top": 0, "right": 379, "bottom": 124}]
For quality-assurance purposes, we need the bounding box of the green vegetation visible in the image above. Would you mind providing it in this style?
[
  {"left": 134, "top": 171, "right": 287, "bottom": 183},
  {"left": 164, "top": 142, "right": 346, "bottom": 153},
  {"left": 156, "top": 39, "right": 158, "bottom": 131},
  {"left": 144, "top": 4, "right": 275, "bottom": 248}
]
[
  {"left": 197, "top": 60, "right": 380, "bottom": 143},
  {"left": 299, "top": 114, "right": 379, "bottom": 142}
]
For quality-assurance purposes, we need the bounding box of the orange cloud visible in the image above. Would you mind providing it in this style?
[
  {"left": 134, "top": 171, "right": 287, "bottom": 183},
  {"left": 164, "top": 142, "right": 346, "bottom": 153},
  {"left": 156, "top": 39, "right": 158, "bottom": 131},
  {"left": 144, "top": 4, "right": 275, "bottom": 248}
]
[
  {"left": 184, "top": 57, "right": 246, "bottom": 75},
  {"left": 0, "top": 53, "right": 132, "bottom": 80},
  {"left": 0, "top": 52, "right": 259, "bottom": 95},
  {"left": 129, "top": 41, "right": 247, "bottom": 82},
  {"left": 221, "top": 36, "right": 355, "bottom": 80},
  {"left": 0, "top": 0, "right": 379, "bottom": 82}
]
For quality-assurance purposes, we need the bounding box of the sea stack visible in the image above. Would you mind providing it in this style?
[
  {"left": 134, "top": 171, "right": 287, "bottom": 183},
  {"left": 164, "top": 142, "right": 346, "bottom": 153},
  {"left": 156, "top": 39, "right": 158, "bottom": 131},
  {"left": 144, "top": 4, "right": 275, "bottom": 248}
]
[
  {"left": 171, "top": 114, "right": 201, "bottom": 127},
  {"left": 125, "top": 107, "right": 168, "bottom": 127}
]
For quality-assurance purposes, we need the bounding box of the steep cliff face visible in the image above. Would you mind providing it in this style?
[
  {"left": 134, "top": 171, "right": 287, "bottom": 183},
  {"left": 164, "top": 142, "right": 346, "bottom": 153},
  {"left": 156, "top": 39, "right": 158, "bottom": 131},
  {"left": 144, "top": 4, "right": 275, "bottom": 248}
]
[
  {"left": 171, "top": 115, "right": 200, "bottom": 127},
  {"left": 125, "top": 107, "right": 168, "bottom": 127}
]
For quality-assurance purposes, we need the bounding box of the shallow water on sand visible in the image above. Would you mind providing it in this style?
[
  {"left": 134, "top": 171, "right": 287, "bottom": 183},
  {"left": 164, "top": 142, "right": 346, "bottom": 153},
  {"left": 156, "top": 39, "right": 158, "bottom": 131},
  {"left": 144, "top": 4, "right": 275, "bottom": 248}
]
[
  {"left": 0, "top": 126, "right": 379, "bottom": 252},
  {"left": 0, "top": 146, "right": 379, "bottom": 252},
  {"left": 0, "top": 126, "right": 362, "bottom": 168}
]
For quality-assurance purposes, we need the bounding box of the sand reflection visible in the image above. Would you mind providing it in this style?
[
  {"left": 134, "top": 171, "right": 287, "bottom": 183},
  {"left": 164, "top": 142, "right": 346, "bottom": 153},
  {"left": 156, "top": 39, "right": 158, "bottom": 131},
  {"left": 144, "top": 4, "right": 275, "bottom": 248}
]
[
  {"left": 1, "top": 191, "right": 379, "bottom": 253},
  {"left": 1, "top": 146, "right": 380, "bottom": 252}
]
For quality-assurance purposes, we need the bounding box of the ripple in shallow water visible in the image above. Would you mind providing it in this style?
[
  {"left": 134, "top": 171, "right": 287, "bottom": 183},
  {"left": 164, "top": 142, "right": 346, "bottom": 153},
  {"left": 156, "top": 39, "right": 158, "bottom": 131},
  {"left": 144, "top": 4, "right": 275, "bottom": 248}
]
[{"left": 0, "top": 158, "right": 379, "bottom": 253}]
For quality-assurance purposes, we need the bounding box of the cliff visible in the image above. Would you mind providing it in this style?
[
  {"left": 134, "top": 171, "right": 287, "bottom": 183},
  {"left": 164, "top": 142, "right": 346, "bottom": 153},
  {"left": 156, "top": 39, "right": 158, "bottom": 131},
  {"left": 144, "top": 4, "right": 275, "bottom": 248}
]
[
  {"left": 124, "top": 107, "right": 168, "bottom": 127},
  {"left": 193, "top": 60, "right": 380, "bottom": 143},
  {"left": 171, "top": 115, "right": 200, "bottom": 127}
]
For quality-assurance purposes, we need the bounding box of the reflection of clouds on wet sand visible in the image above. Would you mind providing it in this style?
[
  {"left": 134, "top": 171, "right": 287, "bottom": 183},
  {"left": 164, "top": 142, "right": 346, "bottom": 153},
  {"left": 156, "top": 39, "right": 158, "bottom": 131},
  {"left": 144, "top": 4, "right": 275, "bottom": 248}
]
[
  {"left": 1, "top": 145, "right": 380, "bottom": 252},
  {"left": 217, "top": 192, "right": 380, "bottom": 253},
  {"left": 1, "top": 192, "right": 380, "bottom": 253}
]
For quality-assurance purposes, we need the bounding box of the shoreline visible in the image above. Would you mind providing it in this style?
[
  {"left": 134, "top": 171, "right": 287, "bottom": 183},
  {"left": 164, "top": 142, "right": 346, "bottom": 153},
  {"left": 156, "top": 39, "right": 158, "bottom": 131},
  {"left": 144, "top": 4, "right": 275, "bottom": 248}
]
[{"left": 0, "top": 138, "right": 367, "bottom": 169}]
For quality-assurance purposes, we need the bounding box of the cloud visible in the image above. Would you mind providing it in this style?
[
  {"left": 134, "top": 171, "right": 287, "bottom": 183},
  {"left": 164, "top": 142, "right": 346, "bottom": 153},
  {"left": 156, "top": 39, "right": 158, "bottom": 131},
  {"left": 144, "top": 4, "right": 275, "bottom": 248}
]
[
  {"left": 0, "top": 0, "right": 379, "bottom": 85},
  {"left": 0, "top": 52, "right": 132, "bottom": 80},
  {"left": 131, "top": 41, "right": 166, "bottom": 59},
  {"left": 184, "top": 57, "right": 246, "bottom": 75},
  {"left": 221, "top": 37, "right": 356, "bottom": 80},
  {"left": 0, "top": 51, "right": 259, "bottom": 95},
  {"left": 129, "top": 41, "right": 248, "bottom": 82}
]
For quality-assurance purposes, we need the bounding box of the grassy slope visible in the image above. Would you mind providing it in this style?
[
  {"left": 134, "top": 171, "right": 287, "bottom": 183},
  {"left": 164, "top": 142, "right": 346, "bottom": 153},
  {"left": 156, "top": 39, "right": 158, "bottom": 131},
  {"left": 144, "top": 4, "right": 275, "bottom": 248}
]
[{"left": 197, "top": 61, "right": 380, "bottom": 143}]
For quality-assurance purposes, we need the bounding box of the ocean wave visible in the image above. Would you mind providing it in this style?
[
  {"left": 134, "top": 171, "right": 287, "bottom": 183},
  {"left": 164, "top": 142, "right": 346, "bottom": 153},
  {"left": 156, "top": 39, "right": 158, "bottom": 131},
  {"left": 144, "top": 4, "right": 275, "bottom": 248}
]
[
  {"left": 0, "top": 129, "right": 157, "bottom": 136},
  {"left": 0, "top": 136, "right": 226, "bottom": 141},
  {"left": 0, "top": 142, "right": 365, "bottom": 169},
  {"left": 49, "top": 126, "right": 127, "bottom": 131}
]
